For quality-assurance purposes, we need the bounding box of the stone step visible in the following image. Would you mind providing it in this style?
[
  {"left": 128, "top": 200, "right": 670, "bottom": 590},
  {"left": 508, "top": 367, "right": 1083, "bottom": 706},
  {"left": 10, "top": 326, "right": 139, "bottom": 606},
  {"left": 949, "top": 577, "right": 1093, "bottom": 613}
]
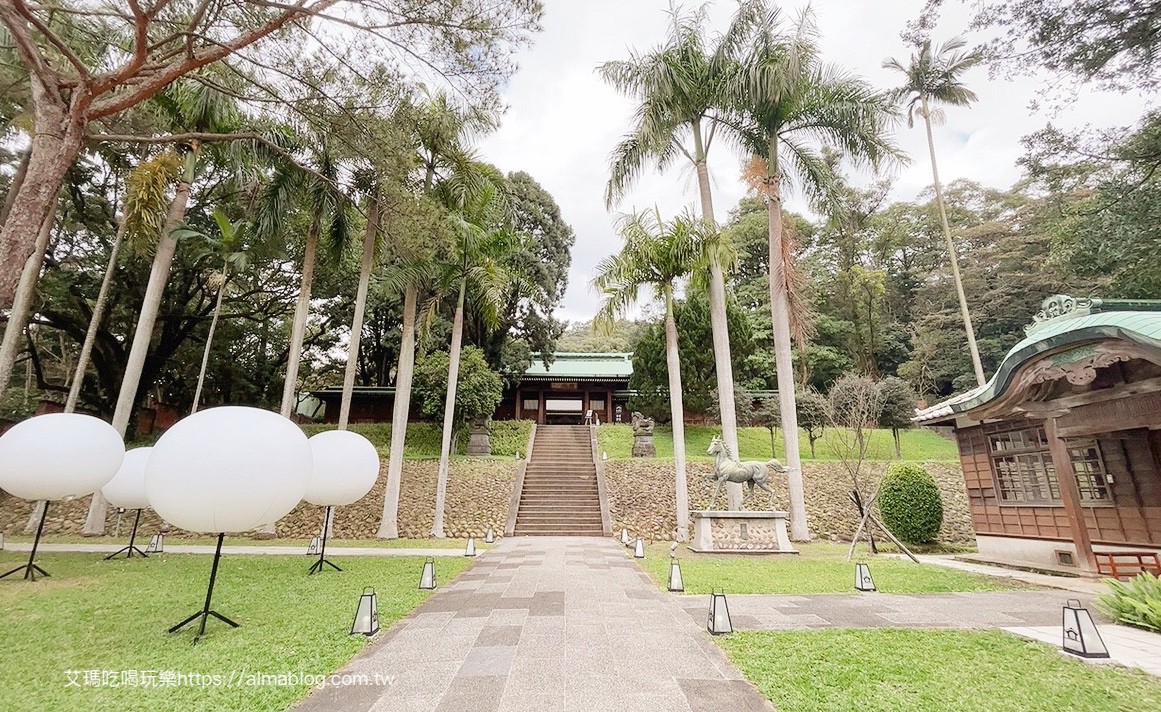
[{"left": 514, "top": 527, "right": 604, "bottom": 536}]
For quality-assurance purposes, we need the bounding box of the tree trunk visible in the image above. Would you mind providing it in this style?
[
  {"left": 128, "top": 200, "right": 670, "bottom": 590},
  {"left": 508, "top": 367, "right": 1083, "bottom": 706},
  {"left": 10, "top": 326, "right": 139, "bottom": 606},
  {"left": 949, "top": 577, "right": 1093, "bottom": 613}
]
[
  {"left": 377, "top": 283, "right": 418, "bottom": 538},
  {"left": 65, "top": 223, "right": 126, "bottom": 412},
  {"left": 279, "top": 222, "right": 319, "bottom": 418},
  {"left": 0, "top": 96, "right": 86, "bottom": 309},
  {"left": 190, "top": 263, "right": 228, "bottom": 414},
  {"left": 922, "top": 97, "right": 985, "bottom": 386},
  {"left": 432, "top": 278, "right": 466, "bottom": 538},
  {"left": 0, "top": 148, "right": 30, "bottom": 225},
  {"left": 893, "top": 427, "right": 901, "bottom": 459},
  {"left": 664, "top": 291, "right": 689, "bottom": 542},
  {"left": 691, "top": 118, "right": 742, "bottom": 510},
  {"left": 83, "top": 143, "right": 200, "bottom": 536},
  {"left": 338, "top": 193, "right": 380, "bottom": 430},
  {"left": 766, "top": 138, "right": 809, "bottom": 542},
  {"left": 0, "top": 197, "right": 59, "bottom": 401}
]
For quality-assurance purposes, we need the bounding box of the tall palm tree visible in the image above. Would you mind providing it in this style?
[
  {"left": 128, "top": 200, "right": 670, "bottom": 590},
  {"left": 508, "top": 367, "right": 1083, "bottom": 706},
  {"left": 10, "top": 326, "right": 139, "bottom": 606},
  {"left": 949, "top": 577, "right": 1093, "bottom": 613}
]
[
  {"left": 337, "top": 184, "right": 383, "bottom": 430},
  {"left": 724, "top": 5, "right": 900, "bottom": 541},
  {"left": 884, "top": 37, "right": 985, "bottom": 386},
  {"left": 377, "top": 92, "right": 491, "bottom": 539},
  {"left": 83, "top": 79, "right": 241, "bottom": 534},
  {"left": 593, "top": 209, "right": 708, "bottom": 542},
  {"left": 428, "top": 167, "right": 511, "bottom": 538},
  {"left": 599, "top": 3, "right": 762, "bottom": 493}
]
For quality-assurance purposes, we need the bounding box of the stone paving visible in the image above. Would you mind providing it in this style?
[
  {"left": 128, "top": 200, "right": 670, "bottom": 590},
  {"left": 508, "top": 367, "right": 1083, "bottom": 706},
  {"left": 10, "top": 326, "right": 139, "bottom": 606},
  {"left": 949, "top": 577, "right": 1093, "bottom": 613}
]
[
  {"left": 1006, "top": 624, "right": 1161, "bottom": 676},
  {"left": 294, "top": 537, "right": 773, "bottom": 712},
  {"left": 677, "top": 589, "right": 1109, "bottom": 631}
]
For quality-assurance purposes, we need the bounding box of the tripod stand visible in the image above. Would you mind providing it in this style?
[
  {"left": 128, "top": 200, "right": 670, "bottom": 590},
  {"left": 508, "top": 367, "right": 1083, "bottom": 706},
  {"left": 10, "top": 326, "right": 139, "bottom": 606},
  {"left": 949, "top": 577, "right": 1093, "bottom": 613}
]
[
  {"left": 0, "top": 501, "right": 50, "bottom": 581},
  {"left": 308, "top": 506, "right": 342, "bottom": 575},
  {"left": 168, "top": 533, "right": 239, "bottom": 643},
  {"left": 105, "top": 508, "right": 149, "bottom": 559}
]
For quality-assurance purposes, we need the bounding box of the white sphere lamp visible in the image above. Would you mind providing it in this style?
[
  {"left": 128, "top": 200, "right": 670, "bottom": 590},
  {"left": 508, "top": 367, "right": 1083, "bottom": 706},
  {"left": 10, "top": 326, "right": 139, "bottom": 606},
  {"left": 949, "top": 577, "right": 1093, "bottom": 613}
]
[
  {"left": 0, "top": 413, "right": 124, "bottom": 581},
  {"left": 101, "top": 447, "right": 153, "bottom": 559},
  {"left": 303, "top": 430, "right": 380, "bottom": 574}
]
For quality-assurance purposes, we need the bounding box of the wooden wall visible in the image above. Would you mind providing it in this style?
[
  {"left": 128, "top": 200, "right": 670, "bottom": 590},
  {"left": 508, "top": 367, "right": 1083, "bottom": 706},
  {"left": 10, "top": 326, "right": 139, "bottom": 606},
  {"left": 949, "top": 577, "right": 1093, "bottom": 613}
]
[{"left": 956, "top": 424, "right": 1161, "bottom": 548}]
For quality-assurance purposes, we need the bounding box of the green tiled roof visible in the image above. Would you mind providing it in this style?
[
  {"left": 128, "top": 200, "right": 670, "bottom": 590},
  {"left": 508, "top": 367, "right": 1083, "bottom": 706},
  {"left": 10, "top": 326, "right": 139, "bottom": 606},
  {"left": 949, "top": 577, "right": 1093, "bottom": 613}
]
[
  {"left": 524, "top": 352, "right": 633, "bottom": 380},
  {"left": 915, "top": 301, "right": 1161, "bottom": 424}
]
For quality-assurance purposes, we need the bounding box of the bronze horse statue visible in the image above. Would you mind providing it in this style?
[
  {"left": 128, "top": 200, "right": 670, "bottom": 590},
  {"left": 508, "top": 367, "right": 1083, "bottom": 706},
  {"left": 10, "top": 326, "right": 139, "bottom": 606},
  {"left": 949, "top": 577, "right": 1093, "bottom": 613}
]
[{"left": 706, "top": 435, "right": 787, "bottom": 510}]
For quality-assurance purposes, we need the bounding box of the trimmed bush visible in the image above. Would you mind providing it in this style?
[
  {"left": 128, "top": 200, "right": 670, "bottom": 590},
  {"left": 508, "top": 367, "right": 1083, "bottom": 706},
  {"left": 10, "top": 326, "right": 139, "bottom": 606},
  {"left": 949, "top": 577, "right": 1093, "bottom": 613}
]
[
  {"left": 878, "top": 462, "right": 944, "bottom": 544},
  {"left": 1098, "top": 572, "right": 1161, "bottom": 632}
]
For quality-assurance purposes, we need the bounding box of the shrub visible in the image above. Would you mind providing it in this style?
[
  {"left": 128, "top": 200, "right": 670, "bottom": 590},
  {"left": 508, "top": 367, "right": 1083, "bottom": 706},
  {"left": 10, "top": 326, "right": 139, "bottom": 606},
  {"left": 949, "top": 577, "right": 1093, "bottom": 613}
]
[
  {"left": 878, "top": 462, "right": 943, "bottom": 544},
  {"left": 1097, "top": 572, "right": 1161, "bottom": 632}
]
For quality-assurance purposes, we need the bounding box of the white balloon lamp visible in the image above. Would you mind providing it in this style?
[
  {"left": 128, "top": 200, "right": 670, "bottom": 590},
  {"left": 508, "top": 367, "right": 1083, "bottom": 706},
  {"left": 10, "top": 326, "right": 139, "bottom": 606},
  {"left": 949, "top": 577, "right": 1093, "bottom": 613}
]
[
  {"left": 144, "top": 406, "right": 312, "bottom": 642},
  {"left": 100, "top": 447, "right": 152, "bottom": 560},
  {"left": 0, "top": 413, "right": 124, "bottom": 581},
  {"left": 304, "top": 430, "right": 379, "bottom": 575}
]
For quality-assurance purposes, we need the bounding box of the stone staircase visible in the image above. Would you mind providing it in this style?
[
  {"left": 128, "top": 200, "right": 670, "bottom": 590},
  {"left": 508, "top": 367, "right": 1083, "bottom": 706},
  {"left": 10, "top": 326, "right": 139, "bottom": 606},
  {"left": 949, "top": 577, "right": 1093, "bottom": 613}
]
[{"left": 514, "top": 425, "right": 604, "bottom": 536}]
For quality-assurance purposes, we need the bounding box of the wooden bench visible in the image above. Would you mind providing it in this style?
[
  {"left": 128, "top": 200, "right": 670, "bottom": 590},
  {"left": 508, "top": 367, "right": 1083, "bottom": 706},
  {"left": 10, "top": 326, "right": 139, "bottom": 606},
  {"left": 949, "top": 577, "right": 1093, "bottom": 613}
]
[{"left": 1094, "top": 551, "right": 1161, "bottom": 579}]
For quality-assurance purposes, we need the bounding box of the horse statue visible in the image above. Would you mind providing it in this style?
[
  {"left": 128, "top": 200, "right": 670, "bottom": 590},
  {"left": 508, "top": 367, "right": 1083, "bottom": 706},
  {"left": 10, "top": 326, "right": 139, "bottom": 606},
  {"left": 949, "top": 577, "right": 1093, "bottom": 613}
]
[{"left": 706, "top": 435, "right": 788, "bottom": 510}]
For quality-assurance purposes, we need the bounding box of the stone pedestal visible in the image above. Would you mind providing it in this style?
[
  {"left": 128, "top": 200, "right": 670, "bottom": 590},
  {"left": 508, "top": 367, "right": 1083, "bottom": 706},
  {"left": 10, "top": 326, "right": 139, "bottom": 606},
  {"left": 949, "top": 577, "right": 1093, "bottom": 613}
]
[
  {"left": 466, "top": 424, "right": 491, "bottom": 456},
  {"left": 632, "top": 434, "right": 655, "bottom": 457},
  {"left": 690, "top": 511, "right": 797, "bottom": 554}
]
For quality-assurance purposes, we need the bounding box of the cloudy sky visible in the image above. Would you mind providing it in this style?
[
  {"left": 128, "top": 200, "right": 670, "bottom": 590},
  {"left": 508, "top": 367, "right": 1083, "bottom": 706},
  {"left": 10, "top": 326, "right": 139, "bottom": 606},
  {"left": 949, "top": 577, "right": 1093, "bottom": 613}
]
[{"left": 476, "top": 1, "right": 1148, "bottom": 323}]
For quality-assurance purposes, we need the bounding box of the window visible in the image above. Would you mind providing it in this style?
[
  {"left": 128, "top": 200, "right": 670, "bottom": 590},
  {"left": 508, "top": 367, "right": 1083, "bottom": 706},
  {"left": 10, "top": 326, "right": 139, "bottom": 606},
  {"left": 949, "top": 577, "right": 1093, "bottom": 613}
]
[
  {"left": 1068, "top": 441, "right": 1111, "bottom": 503},
  {"left": 988, "top": 427, "right": 1112, "bottom": 506},
  {"left": 590, "top": 398, "right": 606, "bottom": 411},
  {"left": 545, "top": 398, "right": 582, "bottom": 412},
  {"left": 522, "top": 398, "right": 539, "bottom": 412}
]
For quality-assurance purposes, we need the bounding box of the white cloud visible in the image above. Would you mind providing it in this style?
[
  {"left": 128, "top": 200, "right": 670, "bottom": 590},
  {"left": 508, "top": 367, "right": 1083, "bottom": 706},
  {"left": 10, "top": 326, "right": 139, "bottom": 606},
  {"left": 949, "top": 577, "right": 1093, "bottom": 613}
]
[{"left": 477, "top": 0, "right": 1151, "bottom": 323}]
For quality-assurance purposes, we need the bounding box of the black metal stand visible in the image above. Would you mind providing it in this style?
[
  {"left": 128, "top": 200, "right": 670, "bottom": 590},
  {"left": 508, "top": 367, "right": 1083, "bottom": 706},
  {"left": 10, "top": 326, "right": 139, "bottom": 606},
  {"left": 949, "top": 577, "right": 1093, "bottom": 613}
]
[
  {"left": 105, "top": 508, "right": 148, "bottom": 559},
  {"left": 1, "top": 501, "right": 50, "bottom": 581},
  {"left": 168, "top": 533, "right": 239, "bottom": 643},
  {"left": 308, "top": 506, "right": 342, "bottom": 575}
]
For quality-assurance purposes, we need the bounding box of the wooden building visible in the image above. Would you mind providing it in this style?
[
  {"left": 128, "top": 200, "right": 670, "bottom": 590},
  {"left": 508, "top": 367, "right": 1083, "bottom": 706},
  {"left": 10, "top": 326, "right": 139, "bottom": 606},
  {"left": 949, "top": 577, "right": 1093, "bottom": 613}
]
[
  {"left": 915, "top": 296, "right": 1161, "bottom": 575},
  {"left": 312, "top": 352, "right": 633, "bottom": 426}
]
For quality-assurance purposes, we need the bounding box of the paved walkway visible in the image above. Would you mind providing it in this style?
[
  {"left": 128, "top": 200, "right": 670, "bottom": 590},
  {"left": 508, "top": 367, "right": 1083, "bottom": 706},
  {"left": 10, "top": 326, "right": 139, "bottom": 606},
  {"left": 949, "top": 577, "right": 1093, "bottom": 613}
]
[
  {"left": 677, "top": 590, "right": 1107, "bottom": 630},
  {"left": 294, "top": 537, "right": 772, "bottom": 712},
  {"left": 1006, "top": 624, "right": 1161, "bottom": 676},
  {"left": 2, "top": 542, "right": 471, "bottom": 557},
  {"left": 905, "top": 554, "right": 1107, "bottom": 594}
]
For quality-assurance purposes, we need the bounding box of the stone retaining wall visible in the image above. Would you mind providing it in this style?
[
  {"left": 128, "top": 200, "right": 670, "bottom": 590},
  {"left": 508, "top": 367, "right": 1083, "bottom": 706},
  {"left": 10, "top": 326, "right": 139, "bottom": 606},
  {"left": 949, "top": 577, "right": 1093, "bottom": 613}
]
[
  {"left": 604, "top": 460, "right": 973, "bottom": 543},
  {"left": 0, "top": 459, "right": 517, "bottom": 540}
]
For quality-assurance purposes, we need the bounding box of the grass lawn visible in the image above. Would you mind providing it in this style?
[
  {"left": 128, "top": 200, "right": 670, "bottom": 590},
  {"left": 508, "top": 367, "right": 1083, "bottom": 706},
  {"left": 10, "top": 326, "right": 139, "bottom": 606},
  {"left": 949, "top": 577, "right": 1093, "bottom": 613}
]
[
  {"left": 720, "top": 628, "right": 1161, "bottom": 712},
  {"left": 0, "top": 551, "right": 471, "bottom": 712},
  {"left": 6, "top": 534, "right": 488, "bottom": 550},
  {"left": 638, "top": 542, "right": 1033, "bottom": 594},
  {"left": 597, "top": 424, "right": 958, "bottom": 461}
]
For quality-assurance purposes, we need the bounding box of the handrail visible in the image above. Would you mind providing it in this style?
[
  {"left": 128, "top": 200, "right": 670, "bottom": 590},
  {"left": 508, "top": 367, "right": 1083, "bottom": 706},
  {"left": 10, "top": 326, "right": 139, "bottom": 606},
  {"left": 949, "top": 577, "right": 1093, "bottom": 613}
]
[{"left": 591, "top": 424, "right": 612, "bottom": 535}]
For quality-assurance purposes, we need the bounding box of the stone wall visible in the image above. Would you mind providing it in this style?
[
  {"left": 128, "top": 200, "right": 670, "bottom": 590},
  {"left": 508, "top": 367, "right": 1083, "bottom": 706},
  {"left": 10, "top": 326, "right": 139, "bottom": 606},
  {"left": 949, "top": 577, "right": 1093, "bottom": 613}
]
[
  {"left": 604, "top": 460, "right": 973, "bottom": 543},
  {"left": 0, "top": 459, "right": 517, "bottom": 540}
]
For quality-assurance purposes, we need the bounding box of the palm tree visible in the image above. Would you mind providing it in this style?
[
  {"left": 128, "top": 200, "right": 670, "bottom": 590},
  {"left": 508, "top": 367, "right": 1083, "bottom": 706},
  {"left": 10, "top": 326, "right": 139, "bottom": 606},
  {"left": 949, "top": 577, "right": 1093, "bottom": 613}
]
[
  {"left": 83, "top": 80, "right": 241, "bottom": 535},
  {"left": 337, "top": 184, "right": 383, "bottom": 430},
  {"left": 884, "top": 37, "right": 985, "bottom": 386},
  {"left": 724, "top": 5, "right": 900, "bottom": 541},
  {"left": 428, "top": 167, "right": 511, "bottom": 538},
  {"left": 378, "top": 93, "right": 492, "bottom": 539},
  {"left": 598, "top": 3, "right": 762, "bottom": 488},
  {"left": 593, "top": 209, "right": 708, "bottom": 542}
]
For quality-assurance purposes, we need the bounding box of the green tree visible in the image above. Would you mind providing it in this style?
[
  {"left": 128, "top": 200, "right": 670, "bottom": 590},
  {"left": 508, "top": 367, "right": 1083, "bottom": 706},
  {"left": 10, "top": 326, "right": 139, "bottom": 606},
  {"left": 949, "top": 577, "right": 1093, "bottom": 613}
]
[
  {"left": 884, "top": 37, "right": 986, "bottom": 385},
  {"left": 598, "top": 2, "right": 764, "bottom": 470},
  {"left": 594, "top": 209, "right": 711, "bottom": 542},
  {"left": 878, "top": 376, "right": 919, "bottom": 458},
  {"left": 413, "top": 347, "right": 503, "bottom": 433},
  {"left": 725, "top": 4, "right": 899, "bottom": 540},
  {"left": 796, "top": 390, "right": 829, "bottom": 458}
]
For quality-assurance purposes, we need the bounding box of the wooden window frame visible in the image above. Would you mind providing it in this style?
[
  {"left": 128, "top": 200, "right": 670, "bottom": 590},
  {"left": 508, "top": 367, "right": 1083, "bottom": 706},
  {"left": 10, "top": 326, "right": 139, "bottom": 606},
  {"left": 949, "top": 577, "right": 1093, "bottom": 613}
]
[{"left": 987, "top": 426, "right": 1113, "bottom": 508}]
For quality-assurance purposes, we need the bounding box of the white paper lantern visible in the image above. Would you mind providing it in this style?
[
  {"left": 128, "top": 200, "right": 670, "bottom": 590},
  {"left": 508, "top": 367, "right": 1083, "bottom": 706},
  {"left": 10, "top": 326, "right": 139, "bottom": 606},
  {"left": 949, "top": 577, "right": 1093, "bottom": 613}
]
[
  {"left": 101, "top": 447, "right": 152, "bottom": 510},
  {"left": 145, "top": 406, "right": 312, "bottom": 533},
  {"left": 0, "top": 413, "right": 124, "bottom": 501},
  {"left": 304, "top": 430, "right": 380, "bottom": 507}
]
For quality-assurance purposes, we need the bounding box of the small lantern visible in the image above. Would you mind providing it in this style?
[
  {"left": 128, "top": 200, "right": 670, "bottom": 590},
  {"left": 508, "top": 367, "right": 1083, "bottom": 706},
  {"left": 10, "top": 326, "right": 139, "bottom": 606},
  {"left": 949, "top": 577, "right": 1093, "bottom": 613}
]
[
  {"left": 306, "top": 536, "right": 320, "bottom": 555},
  {"left": 485, "top": 527, "right": 495, "bottom": 544},
  {"left": 145, "top": 533, "right": 164, "bottom": 554},
  {"left": 0, "top": 532, "right": 5, "bottom": 550},
  {"left": 1062, "top": 599, "right": 1109, "bottom": 659},
  {"left": 634, "top": 538, "right": 646, "bottom": 559},
  {"left": 668, "top": 559, "right": 685, "bottom": 592},
  {"left": 350, "top": 588, "right": 379, "bottom": 636},
  {"left": 465, "top": 537, "right": 477, "bottom": 557},
  {"left": 620, "top": 529, "right": 630, "bottom": 546},
  {"left": 419, "top": 558, "right": 437, "bottom": 590},
  {"left": 854, "top": 563, "right": 875, "bottom": 592},
  {"left": 707, "top": 590, "right": 732, "bottom": 635}
]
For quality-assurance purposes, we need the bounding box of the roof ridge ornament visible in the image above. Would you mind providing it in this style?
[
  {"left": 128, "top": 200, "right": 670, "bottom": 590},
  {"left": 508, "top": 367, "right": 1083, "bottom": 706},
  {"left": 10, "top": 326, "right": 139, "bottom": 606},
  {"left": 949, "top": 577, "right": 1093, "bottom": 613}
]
[{"left": 1025, "top": 295, "right": 1101, "bottom": 335}]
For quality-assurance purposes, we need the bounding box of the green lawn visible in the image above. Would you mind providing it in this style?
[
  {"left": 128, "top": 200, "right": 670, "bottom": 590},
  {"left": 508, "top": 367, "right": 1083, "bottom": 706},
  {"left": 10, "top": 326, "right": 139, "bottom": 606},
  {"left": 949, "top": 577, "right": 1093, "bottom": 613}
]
[
  {"left": 598, "top": 424, "right": 958, "bottom": 461},
  {"left": 0, "top": 552, "right": 471, "bottom": 712},
  {"left": 638, "top": 542, "right": 1032, "bottom": 594},
  {"left": 720, "top": 628, "right": 1161, "bottom": 712},
  {"left": 299, "top": 420, "right": 532, "bottom": 459},
  {"left": 5, "top": 534, "right": 488, "bottom": 549}
]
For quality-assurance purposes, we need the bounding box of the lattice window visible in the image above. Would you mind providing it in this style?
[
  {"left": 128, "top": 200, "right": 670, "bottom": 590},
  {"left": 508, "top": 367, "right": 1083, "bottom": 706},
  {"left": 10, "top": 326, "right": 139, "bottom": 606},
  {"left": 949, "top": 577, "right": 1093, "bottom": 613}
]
[{"left": 1068, "top": 440, "right": 1111, "bottom": 503}]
